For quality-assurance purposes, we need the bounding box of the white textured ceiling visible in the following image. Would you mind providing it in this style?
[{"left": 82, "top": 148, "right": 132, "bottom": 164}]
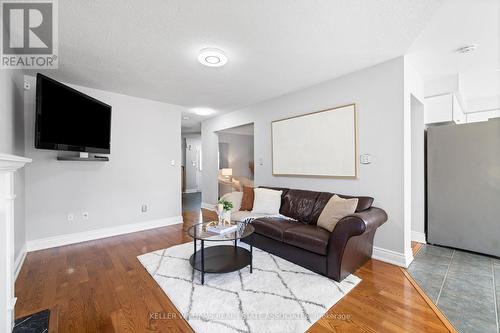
[
  {"left": 180, "top": 112, "right": 204, "bottom": 134},
  {"left": 408, "top": 0, "right": 500, "bottom": 112},
  {"left": 32, "top": 0, "right": 442, "bottom": 120}
]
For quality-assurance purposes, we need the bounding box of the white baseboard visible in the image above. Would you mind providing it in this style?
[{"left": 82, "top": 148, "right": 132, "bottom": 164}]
[
  {"left": 411, "top": 231, "right": 427, "bottom": 244},
  {"left": 201, "top": 202, "right": 215, "bottom": 211},
  {"left": 184, "top": 189, "right": 201, "bottom": 193},
  {"left": 372, "top": 246, "right": 414, "bottom": 268},
  {"left": 14, "top": 243, "right": 27, "bottom": 280},
  {"left": 26, "top": 216, "right": 183, "bottom": 252}
]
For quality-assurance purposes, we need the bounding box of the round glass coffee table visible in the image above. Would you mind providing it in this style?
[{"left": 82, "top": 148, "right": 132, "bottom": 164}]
[{"left": 187, "top": 221, "right": 254, "bottom": 284}]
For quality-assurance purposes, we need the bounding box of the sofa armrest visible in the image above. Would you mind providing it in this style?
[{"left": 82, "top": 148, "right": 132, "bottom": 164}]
[
  {"left": 327, "top": 207, "right": 388, "bottom": 281},
  {"left": 336, "top": 207, "right": 388, "bottom": 236}
]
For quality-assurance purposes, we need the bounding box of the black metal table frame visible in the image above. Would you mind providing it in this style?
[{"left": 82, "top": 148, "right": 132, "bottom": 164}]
[{"left": 192, "top": 235, "right": 253, "bottom": 285}]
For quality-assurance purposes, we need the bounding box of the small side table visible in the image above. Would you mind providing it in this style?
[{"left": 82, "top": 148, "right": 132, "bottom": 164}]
[{"left": 186, "top": 221, "right": 254, "bottom": 284}]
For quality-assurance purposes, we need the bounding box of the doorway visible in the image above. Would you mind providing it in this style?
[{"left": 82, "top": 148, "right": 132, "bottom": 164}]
[
  {"left": 182, "top": 134, "right": 202, "bottom": 212},
  {"left": 216, "top": 124, "right": 255, "bottom": 199}
]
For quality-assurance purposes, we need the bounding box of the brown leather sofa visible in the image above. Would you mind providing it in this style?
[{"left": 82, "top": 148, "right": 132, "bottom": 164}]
[{"left": 242, "top": 187, "right": 388, "bottom": 282}]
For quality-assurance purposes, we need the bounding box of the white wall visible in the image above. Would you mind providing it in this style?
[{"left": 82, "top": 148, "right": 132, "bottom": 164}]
[
  {"left": 218, "top": 132, "right": 254, "bottom": 180},
  {"left": 23, "top": 75, "right": 183, "bottom": 242},
  {"left": 0, "top": 70, "right": 20, "bottom": 154},
  {"left": 410, "top": 96, "right": 425, "bottom": 241},
  {"left": 466, "top": 109, "right": 500, "bottom": 123},
  {"left": 0, "top": 70, "right": 26, "bottom": 262},
  {"left": 404, "top": 60, "right": 425, "bottom": 255},
  {"left": 424, "top": 74, "right": 459, "bottom": 97},
  {"left": 203, "top": 57, "right": 410, "bottom": 258}
]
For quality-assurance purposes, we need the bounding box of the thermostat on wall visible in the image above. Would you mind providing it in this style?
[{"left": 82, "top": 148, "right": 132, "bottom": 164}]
[{"left": 360, "top": 154, "right": 372, "bottom": 164}]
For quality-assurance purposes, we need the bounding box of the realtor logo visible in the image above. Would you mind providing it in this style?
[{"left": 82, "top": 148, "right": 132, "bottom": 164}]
[{"left": 1, "top": 0, "right": 58, "bottom": 68}]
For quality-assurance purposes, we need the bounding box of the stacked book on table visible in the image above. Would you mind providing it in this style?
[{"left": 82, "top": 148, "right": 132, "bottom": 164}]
[{"left": 207, "top": 224, "right": 238, "bottom": 234}]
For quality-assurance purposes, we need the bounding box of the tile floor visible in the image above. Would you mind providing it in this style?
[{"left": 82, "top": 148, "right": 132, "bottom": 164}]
[
  {"left": 182, "top": 191, "right": 201, "bottom": 212},
  {"left": 408, "top": 244, "right": 500, "bottom": 333}
]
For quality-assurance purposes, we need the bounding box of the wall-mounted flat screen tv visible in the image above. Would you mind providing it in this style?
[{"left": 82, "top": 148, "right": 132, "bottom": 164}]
[{"left": 35, "top": 73, "right": 112, "bottom": 154}]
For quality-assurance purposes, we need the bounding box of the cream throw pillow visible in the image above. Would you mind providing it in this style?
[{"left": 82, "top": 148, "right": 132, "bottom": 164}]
[
  {"left": 317, "top": 195, "right": 358, "bottom": 232},
  {"left": 251, "top": 188, "right": 283, "bottom": 215}
]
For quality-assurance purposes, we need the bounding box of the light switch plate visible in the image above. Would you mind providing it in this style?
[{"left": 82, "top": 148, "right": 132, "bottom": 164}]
[{"left": 360, "top": 154, "right": 372, "bottom": 164}]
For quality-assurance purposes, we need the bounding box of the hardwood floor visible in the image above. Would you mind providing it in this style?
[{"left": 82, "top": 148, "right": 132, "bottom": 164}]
[
  {"left": 411, "top": 241, "right": 423, "bottom": 256},
  {"left": 15, "top": 210, "right": 450, "bottom": 332}
]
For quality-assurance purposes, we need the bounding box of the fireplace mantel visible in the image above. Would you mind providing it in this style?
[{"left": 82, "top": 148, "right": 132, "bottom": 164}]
[
  {"left": 0, "top": 154, "right": 32, "bottom": 172},
  {"left": 0, "top": 153, "right": 31, "bottom": 332}
]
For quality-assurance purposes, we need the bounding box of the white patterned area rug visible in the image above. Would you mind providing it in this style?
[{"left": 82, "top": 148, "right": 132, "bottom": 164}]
[{"left": 138, "top": 241, "right": 361, "bottom": 333}]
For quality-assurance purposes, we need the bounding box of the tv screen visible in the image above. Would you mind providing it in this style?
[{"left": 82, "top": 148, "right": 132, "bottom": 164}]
[{"left": 35, "top": 74, "right": 112, "bottom": 153}]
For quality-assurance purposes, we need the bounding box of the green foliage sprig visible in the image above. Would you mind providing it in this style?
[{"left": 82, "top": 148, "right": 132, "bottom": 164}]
[{"left": 217, "top": 199, "right": 234, "bottom": 212}]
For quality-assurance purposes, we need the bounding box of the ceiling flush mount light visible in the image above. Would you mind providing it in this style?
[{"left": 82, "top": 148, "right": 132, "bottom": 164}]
[
  {"left": 192, "top": 108, "right": 215, "bottom": 116},
  {"left": 198, "top": 48, "right": 228, "bottom": 67},
  {"left": 457, "top": 45, "right": 477, "bottom": 54}
]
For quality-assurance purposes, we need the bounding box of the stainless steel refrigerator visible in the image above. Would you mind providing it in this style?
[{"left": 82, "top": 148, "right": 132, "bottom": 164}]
[{"left": 427, "top": 120, "right": 500, "bottom": 257}]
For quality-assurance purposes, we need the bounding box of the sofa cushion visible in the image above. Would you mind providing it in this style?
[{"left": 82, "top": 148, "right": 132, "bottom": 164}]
[
  {"left": 260, "top": 186, "right": 289, "bottom": 207},
  {"left": 339, "top": 194, "right": 373, "bottom": 212},
  {"left": 283, "top": 225, "right": 331, "bottom": 255},
  {"left": 252, "top": 188, "right": 282, "bottom": 215},
  {"left": 251, "top": 217, "right": 302, "bottom": 242},
  {"left": 280, "top": 189, "right": 320, "bottom": 223},
  {"left": 317, "top": 195, "right": 358, "bottom": 232},
  {"left": 309, "top": 193, "right": 334, "bottom": 225},
  {"left": 240, "top": 185, "right": 254, "bottom": 211},
  {"left": 309, "top": 192, "right": 374, "bottom": 225}
]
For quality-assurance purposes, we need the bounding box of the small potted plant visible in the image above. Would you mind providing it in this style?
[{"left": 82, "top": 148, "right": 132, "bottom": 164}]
[{"left": 216, "top": 199, "right": 233, "bottom": 225}]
